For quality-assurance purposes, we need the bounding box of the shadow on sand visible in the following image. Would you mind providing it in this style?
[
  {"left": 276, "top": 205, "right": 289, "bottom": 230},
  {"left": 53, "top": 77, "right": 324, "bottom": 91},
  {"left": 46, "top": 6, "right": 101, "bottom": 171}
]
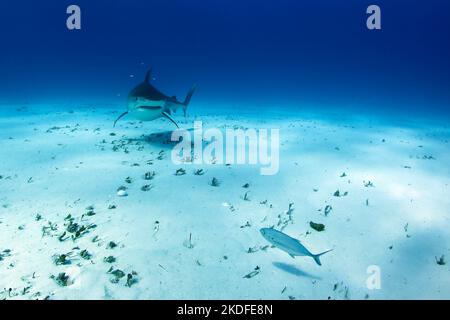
[
  {"left": 272, "top": 262, "right": 321, "bottom": 280},
  {"left": 128, "top": 128, "right": 195, "bottom": 149}
]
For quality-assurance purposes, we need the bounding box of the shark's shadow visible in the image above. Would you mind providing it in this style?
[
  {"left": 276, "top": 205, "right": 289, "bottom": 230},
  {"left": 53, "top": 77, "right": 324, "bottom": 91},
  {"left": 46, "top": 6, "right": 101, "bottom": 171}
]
[
  {"left": 272, "top": 262, "right": 321, "bottom": 280},
  {"left": 129, "top": 128, "right": 196, "bottom": 149}
]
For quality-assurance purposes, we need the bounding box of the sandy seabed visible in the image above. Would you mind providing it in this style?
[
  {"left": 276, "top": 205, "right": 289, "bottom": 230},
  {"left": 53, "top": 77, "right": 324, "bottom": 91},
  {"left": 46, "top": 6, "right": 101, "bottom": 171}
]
[{"left": 1, "top": 103, "right": 449, "bottom": 299}]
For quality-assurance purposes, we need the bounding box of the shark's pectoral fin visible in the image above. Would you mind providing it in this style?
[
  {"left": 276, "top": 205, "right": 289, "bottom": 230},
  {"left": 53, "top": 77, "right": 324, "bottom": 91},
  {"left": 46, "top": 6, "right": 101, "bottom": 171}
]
[
  {"left": 162, "top": 111, "right": 179, "bottom": 128},
  {"left": 113, "top": 111, "right": 129, "bottom": 127}
]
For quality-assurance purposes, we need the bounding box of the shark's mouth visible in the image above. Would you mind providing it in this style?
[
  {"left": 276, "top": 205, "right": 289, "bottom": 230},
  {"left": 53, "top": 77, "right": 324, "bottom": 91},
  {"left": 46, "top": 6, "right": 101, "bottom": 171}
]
[{"left": 138, "top": 106, "right": 162, "bottom": 110}]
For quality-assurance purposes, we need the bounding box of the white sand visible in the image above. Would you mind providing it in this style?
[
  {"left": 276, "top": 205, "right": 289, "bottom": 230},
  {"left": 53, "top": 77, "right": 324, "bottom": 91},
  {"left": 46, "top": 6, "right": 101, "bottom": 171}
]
[{"left": 1, "top": 103, "right": 449, "bottom": 300}]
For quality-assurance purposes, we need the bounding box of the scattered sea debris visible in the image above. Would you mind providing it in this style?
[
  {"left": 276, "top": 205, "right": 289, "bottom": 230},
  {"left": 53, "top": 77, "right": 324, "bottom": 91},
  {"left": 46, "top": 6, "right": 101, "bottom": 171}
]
[
  {"left": 51, "top": 273, "right": 71, "bottom": 287},
  {"left": 324, "top": 205, "right": 333, "bottom": 216},
  {"left": 404, "top": 223, "right": 411, "bottom": 238},
  {"left": 0, "top": 249, "right": 12, "bottom": 261},
  {"left": 364, "top": 180, "right": 374, "bottom": 187},
  {"left": 286, "top": 203, "right": 294, "bottom": 218},
  {"left": 242, "top": 191, "right": 250, "bottom": 201},
  {"left": 193, "top": 169, "right": 205, "bottom": 176},
  {"left": 435, "top": 255, "right": 446, "bottom": 266},
  {"left": 85, "top": 205, "right": 95, "bottom": 214},
  {"left": 79, "top": 249, "right": 92, "bottom": 260},
  {"left": 157, "top": 150, "right": 165, "bottom": 160},
  {"left": 277, "top": 203, "right": 294, "bottom": 230},
  {"left": 126, "top": 271, "right": 139, "bottom": 287},
  {"left": 243, "top": 266, "right": 260, "bottom": 279},
  {"left": 332, "top": 281, "right": 350, "bottom": 300},
  {"left": 222, "top": 202, "right": 236, "bottom": 212},
  {"left": 153, "top": 221, "right": 160, "bottom": 236},
  {"left": 143, "top": 171, "right": 156, "bottom": 180},
  {"left": 117, "top": 186, "right": 128, "bottom": 197},
  {"left": 141, "top": 184, "right": 153, "bottom": 191},
  {"left": 103, "top": 256, "right": 116, "bottom": 263},
  {"left": 183, "top": 233, "right": 195, "bottom": 249},
  {"left": 42, "top": 221, "right": 58, "bottom": 237},
  {"left": 125, "top": 176, "right": 133, "bottom": 184},
  {"left": 240, "top": 221, "right": 251, "bottom": 228},
  {"left": 242, "top": 183, "right": 250, "bottom": 188},
  {"left": 333, "top": 190, "right": 348, "bottom": 197},
  {"left": 108, "top": 268, "right": 125, "bottom": 284},
  {"left": 175, "top": 168, "right": 186, "bottom": 176},
  {"left": 310, "top": 221, "right": 325, "bottom": 232},
  {"left": 52, "top": 253, "right": 72, "bottom": 265},
  {"left": 210, "top": 177, "right": 220, "bottom": 187},
  {"left": 107, "top": 241, "right": 118, "bottom": 249},
  {"left": 65, "top": 219, "right": 97, "bottom": 241},
  {"left": 58, "top": 232, "right": 69, "bottom": 242},
  {"left": 247, "top": 246, "right": 259, "bottom": 253}
]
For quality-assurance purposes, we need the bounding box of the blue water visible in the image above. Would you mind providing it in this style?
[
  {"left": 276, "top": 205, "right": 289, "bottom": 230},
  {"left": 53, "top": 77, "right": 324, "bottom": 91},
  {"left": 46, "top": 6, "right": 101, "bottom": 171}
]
[
  {"left": 2, "top": 1, "right": 450, "bottom": 300},
  {"left": 1, "top": 0, "right": 449, "bottom": 117}
]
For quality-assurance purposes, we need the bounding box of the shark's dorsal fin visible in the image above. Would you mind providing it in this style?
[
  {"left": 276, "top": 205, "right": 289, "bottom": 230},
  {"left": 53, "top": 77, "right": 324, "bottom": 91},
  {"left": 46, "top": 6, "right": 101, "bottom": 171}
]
[{"left": 145, "top": 68, "right": 152, "bottom": 83}]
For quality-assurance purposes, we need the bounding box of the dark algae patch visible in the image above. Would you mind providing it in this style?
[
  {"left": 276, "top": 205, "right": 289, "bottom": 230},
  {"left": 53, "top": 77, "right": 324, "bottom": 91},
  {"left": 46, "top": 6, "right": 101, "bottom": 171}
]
[{"left": 310, "top": 221, "right": 325, "bottom": 232}]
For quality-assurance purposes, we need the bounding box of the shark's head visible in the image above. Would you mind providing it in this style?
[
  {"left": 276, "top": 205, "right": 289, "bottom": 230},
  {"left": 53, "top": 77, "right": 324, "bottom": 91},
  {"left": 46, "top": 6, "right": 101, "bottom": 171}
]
[{"left": 127, "top": 96, "right": 165, "bottom": 121}]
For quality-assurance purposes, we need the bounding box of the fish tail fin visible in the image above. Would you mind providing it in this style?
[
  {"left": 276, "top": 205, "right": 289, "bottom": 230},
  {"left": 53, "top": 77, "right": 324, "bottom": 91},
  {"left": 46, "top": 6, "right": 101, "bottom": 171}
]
[
  {"left": 313, "top": 249, "right": 333, "bottom": 266},
  {"left": 182, "top": 85, "right": 196, "bottom": 117}
]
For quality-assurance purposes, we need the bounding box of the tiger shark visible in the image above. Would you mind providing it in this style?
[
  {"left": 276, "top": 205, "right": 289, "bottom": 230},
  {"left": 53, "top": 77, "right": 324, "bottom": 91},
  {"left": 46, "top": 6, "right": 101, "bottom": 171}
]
[{"left": 114, "top": 69, "right": 196, "bottom": 128}]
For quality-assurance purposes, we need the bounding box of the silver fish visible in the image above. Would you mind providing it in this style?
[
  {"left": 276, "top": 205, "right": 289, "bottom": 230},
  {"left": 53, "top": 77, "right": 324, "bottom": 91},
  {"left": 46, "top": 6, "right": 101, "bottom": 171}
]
[{"left": 260, "top": 227, "right": 332, "bottom": 266}]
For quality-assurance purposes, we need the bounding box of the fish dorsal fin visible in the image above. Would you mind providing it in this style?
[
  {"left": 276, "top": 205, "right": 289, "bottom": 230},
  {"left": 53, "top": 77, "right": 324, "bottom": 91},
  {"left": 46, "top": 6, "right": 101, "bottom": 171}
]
[{"left": 145, "top": 68, "right": 152, "bottom": 83}]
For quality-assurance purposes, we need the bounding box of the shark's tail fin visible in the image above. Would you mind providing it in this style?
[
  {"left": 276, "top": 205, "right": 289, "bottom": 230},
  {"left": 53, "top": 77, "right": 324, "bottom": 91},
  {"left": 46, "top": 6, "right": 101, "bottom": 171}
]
[
  {"left": 313, "top": 249, "right": 333, "bottom": 266},
  {"left": 182, "top": 85, "right": 196, "bottom": 117}
]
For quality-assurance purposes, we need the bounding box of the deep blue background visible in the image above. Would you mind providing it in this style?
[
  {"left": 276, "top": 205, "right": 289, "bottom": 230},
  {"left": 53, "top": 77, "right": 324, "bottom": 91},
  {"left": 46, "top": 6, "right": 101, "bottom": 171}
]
[{"left": 0, "top": 0, "right": 449, "bottom": 115}]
